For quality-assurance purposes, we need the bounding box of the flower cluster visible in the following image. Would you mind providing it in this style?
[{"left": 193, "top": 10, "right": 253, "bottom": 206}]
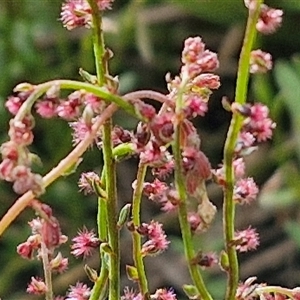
[
  {"left": 17, "top": 201, "right": 68, "bottom": 296},
  {"left": 71, "top": 227, "right": 101, "bottom": 258},
  {"left": 138, "top": 221, "right": 170, "bottom": 256},
  {"left": 122, "top": 287, "right": 177, "bottom": 300},
  {"left": 61, "top": 0, "right": 114, "bottom": 30}
]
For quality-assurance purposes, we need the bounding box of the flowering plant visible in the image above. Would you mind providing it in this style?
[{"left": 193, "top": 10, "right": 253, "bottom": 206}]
[{"left": 1, "top": 0, "right": 297, "bottom": 300}]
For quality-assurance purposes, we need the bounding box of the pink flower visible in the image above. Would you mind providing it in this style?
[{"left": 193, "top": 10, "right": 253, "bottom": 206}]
[
  {"left": 184, "top": 94, "right": 208, "bottom": 118},
  {"left": 27, "top": 277, "right": 47, "bottom": 295},
  {"left": 69, "top": 118, "right": 93, "bottom": 145},
  {"left": 50, "top": 252, "right": 69, "bottom": 273},
  {"left": 57, "top": 91, "right": 83, "bottom": 120},
  {"left": 192, "top": 73, "right": 220, "bottom": 90},
  {"left": 139, "top": 141, "right": 169, "bottom": 167},
  {"left": 35, "top": 99, "right": 58, "bottom": 118},
  {"left": 96, "top": 0, "right": 114, "bottom": 11},
  {"left": 11, "top": 165, "right": 44, "bottom": 195},
  {"left": 150, "top": 114, "right": 174, "bottom": 146},
  {"left": 152, "top": 288, "right": 177, "bottom": 300},
  {"left": 182, "top": 36, "right": 205, "bottom": 65},
  {"left": 61, "top": 0, "right": 92, "bottom": 30},
  {"left": 236, "top": 277, "right": 259, "bottom": 300},
  {"left": 234, "top": 227, "right": 260, "bottom": 252},
  {"left": 139, "top": 221, "right": 170, "bottom": 256},
  {"left": 243, "top": 103, "right": 276, "bottom": 142},
  {"left": 234, "top": 177, "right": 259, "bottom": 205},
  {"left": 9, "top": 118, "right": 34, "bottom": 146},
  {"left": 121, "top": 287, "right": 143, "bottom": 300},
  {"left": 78, "top": 171, "right": 100, "bottom": 194},
  {"left": 188, "top": 212, "right": 201, "bottom": 232},
  {"left": 66, "top": 282, "right": 91, "bottom": 300},
  {"left": 143, "top": 178, "right": 168, "bottom": 201},
  {"left": 181, "top": 36, "right": 219, "bottom": 78},
  {"left": 194, "top": 252, "right": 218, "bottom": 269},
  {"left": 250, "top": 50, "right": 272, "bottom": 73},
  {"left": 257, "top": 4, "right": 283, "bottom": 35},
  {"left": 71, "top": 227, "right": 100, "bottom": 258}
]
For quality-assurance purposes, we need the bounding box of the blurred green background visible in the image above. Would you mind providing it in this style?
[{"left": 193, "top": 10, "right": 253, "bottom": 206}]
[{"left": 1, "top": 0, "right": 300, "bottom": 299}]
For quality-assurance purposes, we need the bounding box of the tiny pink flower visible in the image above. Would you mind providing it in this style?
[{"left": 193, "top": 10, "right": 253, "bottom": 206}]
[
  {"left": 139, "top": 141, "right": 169, "bottom": 167},
  {"left": 0, "top": 141, "right": 19, "bottom": 161},
  {"left": 234, "top": 227, "right": 260, "bottom": 252},
  {"left": 61, "top": 0, "right": 92, "bottom": 30},
  {"left": 151, "top": 158, "right": 174, "bottom": 179},
  {"left": 184, "top": 94, "right": 208, "bottom": 118},
  {"left": 234, "top": 177, "right": 259, "bottom": 205},
  {"left": 192, "top": 73, "right": 220, "bottom": 90},
  {"left": 78, "top": 171, "right": 100, "bottom": 194},
  {"left": 0, "top": 158, "right": 16, "bottom": 182},
  {"left": 143, "top": 178, "right": 168, "bottom": 201},
  {"left": 182, "top": 36, "right": 205, "bottom": 65},
  {"left": 139, "top": 221, "right": 170, "bottom": 256},
  {"left": 69, "top": 118, "right": 93, "bottom": 145},
  {"left": 5, "top": 96, "right": 24, "bottom": 115},
  {"left": 27, "top": 277, "right": 47, "bottom": 295},
  {"left": 243, "top": 103, "right": 276, "bottom": 142},
  {"left": 152, "top": 288, "right": 177, "bottom": 300},
  {"left": 35, "top": 99, "right": 58, "bottom": 118},
  {"left": 250, "top": 50, "right": 272, "bottom": 73},
  {"left": 188, "top": 212, "right": 202, "bottom": 232},
  {"left": 96, "top": 0, "right": 114, "bottom": 11},
  {"left": 236, "top": 277, "right": 259, "bottom": 300},
  {"left": 257, "top": 4, "right": 283, "bottom": 35},
  {"left": 57, "top": 91, "right": 83, "bottom": 120},
  {"left": 9, "top": 119, "right": 34, "bottom": 146},
  {"left": 50, "top": 252, "right": 69, "bottom": 273},
  {"left": 66, "top": 282, "right": 91, "bottom": 300},
  {"left": 236, "top": 131, "right": 256, "bottom": 152},
  {"left": 17, "top": 241, "right": 35, "bottom": 259},
  {"left": 121, "top": 287, "right": 143, "bottom": 300},
  {"left": 71, "top": 227, "right": 100, "bottom": 258},
  {"left": 150, "top": 114, "right": 174, "bottom": 146},
  {"left": 196, "top": 252, "right": 218, "bottom": 269}
]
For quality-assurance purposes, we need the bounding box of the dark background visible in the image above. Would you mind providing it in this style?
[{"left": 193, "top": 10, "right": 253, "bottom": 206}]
[{"left": 1, "top": 0, "right": 300, "bottom": 299}]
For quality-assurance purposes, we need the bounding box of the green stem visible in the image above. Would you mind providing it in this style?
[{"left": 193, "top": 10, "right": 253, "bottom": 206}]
[
  {"left": 131, "top": 162, "right": 149, "bottom": 295},
  {"left": 87, "top": 1, "right": 120, "bottom": 299},
  {"left": 102, "top": 119, "right": 120, "bottom": 300},
  {"left": 173, "top": 128, "right": 212, "bottom": 300},
  {"left": 89, "top": 266, "right": 109, "bottom": 300},
  {"left": 223, "top": 2, "right": 263, "bottom": 300},
  {"left": 173, "top": 80, "right": 212, "bottom": 300},
  {"left": 14, "top": 80, "right": 137, "bottom": 123}
]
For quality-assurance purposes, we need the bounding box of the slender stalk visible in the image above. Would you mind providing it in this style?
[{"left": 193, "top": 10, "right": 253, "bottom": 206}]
[
  {"left": 223, "top": 2, "right": 263, "bottom": 300},
  {"left": 131, "top": 162, "right": 149, "bottom": 295},
  {"left": 86, "top": 2, "right": 120, "bottom": 299},
  {"left": 40, "top": 242, "right": 53, "bottom": 300},
  {"left": 173, "top": 80, "right": 212, "bottom": 300}
]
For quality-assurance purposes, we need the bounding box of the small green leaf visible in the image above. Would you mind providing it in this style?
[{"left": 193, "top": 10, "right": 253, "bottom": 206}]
[
  {"left": 182, "top": 284, "right": 199, "bottom": 299},
  {"left": 126, "top": 265, "right": 139, "bottom": 281}
]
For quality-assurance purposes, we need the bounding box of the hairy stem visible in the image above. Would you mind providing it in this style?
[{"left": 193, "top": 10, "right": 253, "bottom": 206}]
[
  {"left": 131, "top": 162, "right": 149, "bottom": 295},
  {"left": 87, "top": 1, "right": 120, "bottom": 299},
  {"left": 40, "top": 242, "right": 53, "bottom": 300},
  {"left": 223, "top": 2, "right": 263, "bottom": 300},
  {"left": 173, "top": 79, "right": 212, "bottom": 300}
]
